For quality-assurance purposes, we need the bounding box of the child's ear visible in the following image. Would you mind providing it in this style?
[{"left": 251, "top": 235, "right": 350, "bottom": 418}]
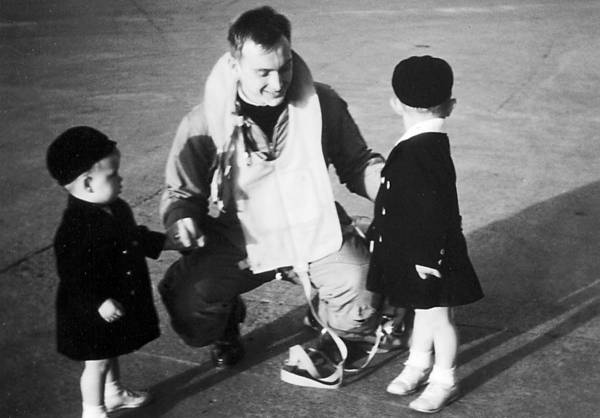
[
  {"left": 83, "top": 175, "right": 93, "bottom": 193},
  {"left": 449, "top": 98, "right": 457, "bottom": 115},
  {"left": 389, "top": 97, "right": 404, "bottom": 116}
]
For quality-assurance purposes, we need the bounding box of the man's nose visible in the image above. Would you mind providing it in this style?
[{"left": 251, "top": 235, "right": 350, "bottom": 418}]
[{"left": 267, "top": 72, "right": 282, "bottom": 91}]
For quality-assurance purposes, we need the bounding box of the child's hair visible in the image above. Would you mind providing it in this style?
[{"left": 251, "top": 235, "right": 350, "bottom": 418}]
[
  {"left": 392, "top": 55, "right": 453, "bottom": 110},
  {"left": 423, "top": 98, "right": 454, "bottom": 118},
  {"left": 46, "top": 126, "right": 117, "bottom": 186}
]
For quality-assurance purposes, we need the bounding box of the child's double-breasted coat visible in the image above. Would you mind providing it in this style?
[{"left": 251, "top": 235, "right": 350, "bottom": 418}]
[
  {"left": 53, "top": 196, "right": 164, "bottom": 360},
  {"left": 367, "top": 132, "right": 483, "bottom": 308}
]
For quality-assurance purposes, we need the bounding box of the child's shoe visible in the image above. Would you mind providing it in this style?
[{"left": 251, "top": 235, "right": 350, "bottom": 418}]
[
  {"left": 81, "top": 404, "right": 108, "bottom": 418},
  {"left": 386, "top": 365, "right": 430, "bottom": 396},
  {"left": 105, "top": 388, "right": 151, "bottom": 412},
  {"left": 408, "top": 381, "right": 459, "bottom": 413}
]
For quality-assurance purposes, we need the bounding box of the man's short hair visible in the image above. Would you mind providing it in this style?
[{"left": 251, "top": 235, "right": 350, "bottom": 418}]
[{"left": 228, "top": 6, "right": 291, "bottom": 57}]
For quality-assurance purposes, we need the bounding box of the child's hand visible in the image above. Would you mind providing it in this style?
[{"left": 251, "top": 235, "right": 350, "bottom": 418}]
[
  {"left": 98, "top": 298, "right": 125, "bottom": 323},
  {"left": 415, "top": 265, "right": 442, "bottom": 280}
]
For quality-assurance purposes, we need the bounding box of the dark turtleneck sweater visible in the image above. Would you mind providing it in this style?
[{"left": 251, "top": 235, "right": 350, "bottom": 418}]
[{"left": 238, "top": 96, "right": 286, "bottom": 141}]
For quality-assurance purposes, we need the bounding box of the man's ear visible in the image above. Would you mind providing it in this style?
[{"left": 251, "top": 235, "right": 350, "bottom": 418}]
[
  {"left": 389, "top": 97, "right": 404, "bottom": 116},
  {"left": 227, "top": 53, "right": 241, "bottom": 77}
]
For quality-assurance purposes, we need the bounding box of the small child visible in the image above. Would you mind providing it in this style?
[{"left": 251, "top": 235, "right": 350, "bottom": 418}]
[
  {"left": 46, "top": 126, "right": 176, "bottom": 418},
  {"left": 367, "top": 56, "right": 484, "bottom": 413}
]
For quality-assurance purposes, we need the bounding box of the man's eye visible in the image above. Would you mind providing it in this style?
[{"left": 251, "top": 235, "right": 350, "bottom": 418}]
[{"left": 258, "top": 70, "right": 269, "bottom": 77}]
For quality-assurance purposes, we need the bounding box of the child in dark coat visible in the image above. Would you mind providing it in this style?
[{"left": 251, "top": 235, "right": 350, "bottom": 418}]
[
  {"left": 47, "top": 126, "right": 178, "bottom": 418},
  {"left": 367, "top": 56, "right": 483, "bottom": 413}
]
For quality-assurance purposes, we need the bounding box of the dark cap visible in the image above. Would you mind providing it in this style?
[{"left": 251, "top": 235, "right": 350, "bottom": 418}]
[
  {"left": 46, "top": 126, "right": 117, "bottom": 185},
  {"left": 392, "top": 55, "right": 453, "bottom": 108}
]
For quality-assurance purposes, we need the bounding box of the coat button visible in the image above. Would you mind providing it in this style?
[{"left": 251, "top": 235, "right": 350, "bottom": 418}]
[
  {"left": 440, "top": 248, "right": 445, "bottom": 255},
  {"left": 122, "top": 249, "right": 128, "bottom": 255},
  {"left": 378, "top": 235, "right": 382, "bottom": 243},
  {"left": 381, "top": 207, "right": 386, "bottom": 215},
  {"left": 125, "top": 270, "right": 132, "bottom": 276},
  {"left": 438, "top": 259, "right": 443, "bottom": 265},
  {"left": 386, "top": 181, "right": 390, "bottom": 190},
  {"left": 380, "top": 176, "right": 385, "bottom": 184}
]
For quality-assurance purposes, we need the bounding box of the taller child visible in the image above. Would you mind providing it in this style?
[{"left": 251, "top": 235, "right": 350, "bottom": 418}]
[{"left": 367, "top": 56, "right": 484, "bottom": 413}]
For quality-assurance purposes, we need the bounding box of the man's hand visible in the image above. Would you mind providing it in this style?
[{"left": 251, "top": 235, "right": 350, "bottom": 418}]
[
  {"left": 98, "top": 298, "right": 124, "bottom": 323},
  {"left": 166, "top": 217, "right": 205, "bottom": 250}
]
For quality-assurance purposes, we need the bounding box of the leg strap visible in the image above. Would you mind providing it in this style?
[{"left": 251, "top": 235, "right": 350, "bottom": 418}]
[{"left": 280, "top": 269, "right": 385, "bottom": 388}]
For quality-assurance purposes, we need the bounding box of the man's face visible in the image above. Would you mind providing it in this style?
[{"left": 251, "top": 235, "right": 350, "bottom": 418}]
[{"left": 234, "top": 36, "right": 293, "bottom": 106}]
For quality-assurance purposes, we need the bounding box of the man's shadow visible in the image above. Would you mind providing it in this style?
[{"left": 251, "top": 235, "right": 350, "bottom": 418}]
[
  {"left": 121, "top": 304, "right": 318, "bottom": 417},
  {"left": 121, "top": 180, "right": 600, "bottom": 416}
]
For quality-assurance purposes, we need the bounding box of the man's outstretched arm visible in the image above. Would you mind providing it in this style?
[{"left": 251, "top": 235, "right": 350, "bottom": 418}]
[{"left": 316, "top": 83, "right": 384, "bottom": 201}]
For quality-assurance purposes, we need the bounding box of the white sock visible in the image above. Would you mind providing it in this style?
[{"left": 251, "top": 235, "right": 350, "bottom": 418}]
[
  {"left": 429, "top": 365, "right": 456, "bottom": 387},
  {"left": 104, "top": 379, "right": 121, "bottom": 398},
  {"left": 405, "top": 349, "right": 433, "bottom": 370},
  {"left": 82, "top": 403, "right": 106, "bottom": 418}
]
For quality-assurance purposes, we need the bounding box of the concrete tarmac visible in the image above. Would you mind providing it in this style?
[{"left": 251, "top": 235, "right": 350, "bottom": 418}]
[{"left": 1, "top": 1, "right": 599, "bottom": 417}]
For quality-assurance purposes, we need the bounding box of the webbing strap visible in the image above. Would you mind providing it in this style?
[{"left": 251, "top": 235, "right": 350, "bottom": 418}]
[
  {"left": 280, "top": 268, "right": 384, "bottom": 388},
  {"left": 280, "top": 270, "right": 347, "bottom": 388},
  {"left": 342, "top": 324, "right": 384, "bottom": 373}
]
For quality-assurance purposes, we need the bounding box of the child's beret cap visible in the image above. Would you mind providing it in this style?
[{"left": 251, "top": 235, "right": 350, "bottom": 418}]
[
  {"left": 46, "top": 126, "right": 117, "bottom": 185},
  {"left": 392, "top": 55, "right": 453, "bottom": 108}
]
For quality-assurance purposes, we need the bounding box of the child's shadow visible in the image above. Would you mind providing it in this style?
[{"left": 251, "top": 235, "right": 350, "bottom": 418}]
[{"left": 455, "top": 180, "right": 600, "bottom": 395}]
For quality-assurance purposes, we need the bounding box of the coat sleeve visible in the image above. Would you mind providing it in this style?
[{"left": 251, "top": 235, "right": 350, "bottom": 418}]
[
  {"left": 316, "top": 83, "right": 384, "bottom": 199},
  {"left": 159, "top": 106, "right": 218, "bottom": 229},
  {"left": 116, "top": 199, "right": 166, "bottom": 260},
  {"left": 135, "top": 226, "right": 166, "bottom": 260}
]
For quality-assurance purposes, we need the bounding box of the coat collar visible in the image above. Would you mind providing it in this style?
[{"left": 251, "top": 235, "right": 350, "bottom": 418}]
[
  {"left": 395, "top": 117, "right": 446, "bottom": 146},
  {"left": 67, "top": 194, "right": 116, "bottom": 215}
]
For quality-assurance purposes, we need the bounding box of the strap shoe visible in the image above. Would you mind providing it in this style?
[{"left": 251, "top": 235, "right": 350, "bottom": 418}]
[
  {"left": 409, "top": 382, "right": 459, "bottom": 413},
  {"left": 105, "top": 388, "right": 151, "bottom": 412},
  {"left": 386, "top": 365, "right": 431, "bottom": 396}
]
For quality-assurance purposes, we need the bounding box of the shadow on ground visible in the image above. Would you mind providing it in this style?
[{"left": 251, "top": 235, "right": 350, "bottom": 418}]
[
  {"left": 119, "top": 305, "right": 314, "bottom": 417},
  {"left": 113, "top": 180, "right": 600, "bottom": 416},
  {"left": 455, "top": 180, "right": 600, "bottom": 395}
]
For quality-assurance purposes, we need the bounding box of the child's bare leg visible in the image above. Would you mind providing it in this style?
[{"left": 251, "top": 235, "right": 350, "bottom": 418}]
[
  {"left": 81, "top": 359, "right": 110, "bottom": 417},
  {"left": 104, "top": 357, "right": 121, "bottom": 398},
  {"left": 409, "top": 307, "right": 459, "bottom": 413},
  {"left": 431, "top": 307, "right": 458, "bottom": 372},
  {"left": 386, "top": 309, "right": 433, "bottom": 395},
  {"left": 406, "top": 308, "right": 436, "bottom": 368},
  {"left": 411, "top": 308, "right": 434, "bottom": 353}
]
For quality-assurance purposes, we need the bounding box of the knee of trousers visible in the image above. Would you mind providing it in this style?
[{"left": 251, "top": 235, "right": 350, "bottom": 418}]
[
  {"left": 315, "top": 265, "right": 380, "bottom": 335},
  {"left": 317, "top": 291, "right": 379, "bottom": 336},
  {"left": 158, "top": 260, "right": 241, "bottom": 347}
]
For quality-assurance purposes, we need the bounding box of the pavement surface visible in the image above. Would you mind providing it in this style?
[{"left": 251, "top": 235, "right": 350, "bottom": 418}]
[{"left": 2, "top": 1, "right": 600, "bottom": 417}]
